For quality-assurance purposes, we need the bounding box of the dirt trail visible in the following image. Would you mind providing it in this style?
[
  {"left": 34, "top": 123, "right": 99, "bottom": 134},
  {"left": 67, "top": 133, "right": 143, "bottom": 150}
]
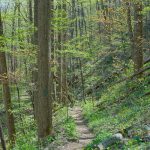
[{"left": 58, "top": 106, "right": 94, "bottom": 150}]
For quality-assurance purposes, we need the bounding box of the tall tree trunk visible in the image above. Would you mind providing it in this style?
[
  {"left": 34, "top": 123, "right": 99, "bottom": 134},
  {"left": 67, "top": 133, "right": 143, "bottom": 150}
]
[
  {"left": 29, "top": 0, "right": 33, "bottom": 23},
  {"left": 50, "top": 0, "right": 56, "bottom": 103},
  {"left": 62, "top": 0, "right": 68, "bottom": 103},
  {"left": 10, "top": 3, "right": 17, "bottom": 73},
  {"left": 126, "top": 1, "right": 134, "bottom": 58},
  {"left": 0, "top": 10, "right": 16, "bottom": 144},
  {"left": 37, "top": 0, "right": 52, "bottom": 138},
  {"left": 32, "top": 0, "right": 38, "bottom": 120},
  {"left": 133, "top": 1, "right": 143, "bottom": 73},
  {"left": 57, "top": 2, "right": 63, "bottom": 102}
]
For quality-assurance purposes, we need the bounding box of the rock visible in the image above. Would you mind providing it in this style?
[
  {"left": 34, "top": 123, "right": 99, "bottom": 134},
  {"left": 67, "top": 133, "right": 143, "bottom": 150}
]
[
  {"left": 142, "top": 125, "right": 150, "bottom": 142},
  {"left": 143, "top": 125, "right": 150, "bottom": 136},
  {"left": 142, "top": 136, "right": 150, "bottom": 142},
  {"left": 97, "top": 133, "right": 124, "bottom": 150}
]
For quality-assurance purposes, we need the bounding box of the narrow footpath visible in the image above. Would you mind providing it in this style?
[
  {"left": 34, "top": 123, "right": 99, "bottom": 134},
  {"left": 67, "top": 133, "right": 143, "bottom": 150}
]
[{"left": 59, "top": 106, "right": 94, "bottom": 150}]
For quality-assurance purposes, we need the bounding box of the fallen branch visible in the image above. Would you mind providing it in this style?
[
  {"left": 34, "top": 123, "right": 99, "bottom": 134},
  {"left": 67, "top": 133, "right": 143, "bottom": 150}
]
[
  {"left": 83, "top": 61, "right": 150, "bottom": 96},
  {"left": 96, "top": 86, "right": 136, "bottom": 110},
  {"left": 117, "top": 66, "right": 150, "bottom": 84},
  {"left": 143, "top": 92, "right": 150, "bottom": 97},
  {"left": 86, "top": 69, "right": 124, "bottom": 95},
  {"left": 144, "top": 57, "right": 150, "bottom": 64}
]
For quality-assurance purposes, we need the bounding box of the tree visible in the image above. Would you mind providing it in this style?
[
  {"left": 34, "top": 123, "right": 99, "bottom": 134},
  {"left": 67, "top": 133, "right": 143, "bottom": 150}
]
[
  {"left": 126, "top": 1, "right": 134, "bottom": 58},
  {"left": 36, "top": 0, "right": 52, "bottom": 138},
  {"left": 31, "top": 0, "right": 38, "bottom": 119},
  {"left": 133, "top": 0, "right": 143, "bottom": 73},
  {"left": 0, "top": 10, "right": 16, "bottom": 144}
]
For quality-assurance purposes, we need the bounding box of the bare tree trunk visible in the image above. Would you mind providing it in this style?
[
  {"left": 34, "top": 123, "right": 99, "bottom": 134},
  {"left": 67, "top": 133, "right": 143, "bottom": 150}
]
[
  {"left": 50, "top": 0, "right": 56, "bottom": 103},
  {"left": 10, "top": 3, "right": 17, "bottom": 73},
  {"left": 126, "top": 1, "right": 134, "bottom": 58},
  {"left": 37, "top": 0, "right": 52, "bottom": 138},
  {"left": 62, "top": 0, "right": 68, "bottom": 103},
  {"left": 57, "top": 2, "right": 63, "bottom": 102},
  {"left": 133, "top": 1, "right": 143, "bottom": 73},
  {"left": 31, "top": 0, "right": 38, "bottom": 120}
]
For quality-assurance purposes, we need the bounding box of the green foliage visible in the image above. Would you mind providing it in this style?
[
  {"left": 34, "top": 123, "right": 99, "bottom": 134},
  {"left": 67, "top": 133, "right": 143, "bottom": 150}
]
[
  {"left": 10, "top": 100, "right": 78, "bottom": 149},
  {"left": 12, "top": 131, "right": 37, "bottom": 150},
  {"left": 1, "top": 0, "right": 150, "bottom": 149},
  {"left": 142, "top": 7, "right": 150, "bottom": 15},
  {"left": 83, "top": 77, "right": 150, "bottom": 149},
  {"left": 54, "top": 107, "right": 78, "bottom": 140},
  {"left": 63, "top": 117, "right": 78, "bottom": 140}
]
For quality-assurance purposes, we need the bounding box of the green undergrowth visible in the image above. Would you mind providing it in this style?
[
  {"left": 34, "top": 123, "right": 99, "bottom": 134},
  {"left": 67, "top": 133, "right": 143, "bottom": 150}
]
[
  {"left": 1, "top": 84, "right": 77, "bottom": 149},
  {"left": 12, "top": 107, "right": 77, "bottom": 150},
  {"left": 63, "top": 117, "right": 78, "bottom": 140},
  {"left": 53, "top": 107, "right": 78, "bottom": 141},
  {"left": 83, "top": 78, "right": 150, "bottom": 150}
]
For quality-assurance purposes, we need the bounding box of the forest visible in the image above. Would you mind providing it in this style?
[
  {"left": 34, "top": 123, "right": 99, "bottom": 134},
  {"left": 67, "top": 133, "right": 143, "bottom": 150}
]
[{"left": 0, "top": 0, "right": 150, "bottom": 149}]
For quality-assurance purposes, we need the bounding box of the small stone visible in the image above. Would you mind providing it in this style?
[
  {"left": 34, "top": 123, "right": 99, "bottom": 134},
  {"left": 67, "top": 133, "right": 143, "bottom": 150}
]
[{"left": 144, "top": 125, "right": 150, "bottom": 136}]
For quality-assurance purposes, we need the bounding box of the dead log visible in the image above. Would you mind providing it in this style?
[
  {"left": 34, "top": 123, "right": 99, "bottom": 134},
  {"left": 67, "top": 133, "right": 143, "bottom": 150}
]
[{"left": 117, "top": 66, "right": 150, "bottom": 84}]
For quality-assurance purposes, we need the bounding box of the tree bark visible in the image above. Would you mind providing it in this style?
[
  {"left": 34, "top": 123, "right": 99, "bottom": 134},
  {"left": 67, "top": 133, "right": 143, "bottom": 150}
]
[
  {"left": 57, "top": 1, "right": 63, "bottom": 102},
  {"left": 37, "top": 0, "right": 52, "bottom": 138},
  {"left": 126, "top": 1, "right": 134, "bottom": 58},
  {"left": 50, "top": 0, "right": 56, "bottom": 102},
  {"left": 133, "top": 1, "right": 143, "bottom": 73},
  {"left": 31, "top": 0, "right": 38, "bottom": 120},
  {"left": 62, "top": 0, "right": 68, "bottom": 103}
]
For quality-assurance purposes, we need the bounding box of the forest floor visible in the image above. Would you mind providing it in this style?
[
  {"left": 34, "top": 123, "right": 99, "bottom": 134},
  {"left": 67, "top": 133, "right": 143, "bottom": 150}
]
[{"left": 57, "top": 106, "right": 94, "bottom": 150}]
